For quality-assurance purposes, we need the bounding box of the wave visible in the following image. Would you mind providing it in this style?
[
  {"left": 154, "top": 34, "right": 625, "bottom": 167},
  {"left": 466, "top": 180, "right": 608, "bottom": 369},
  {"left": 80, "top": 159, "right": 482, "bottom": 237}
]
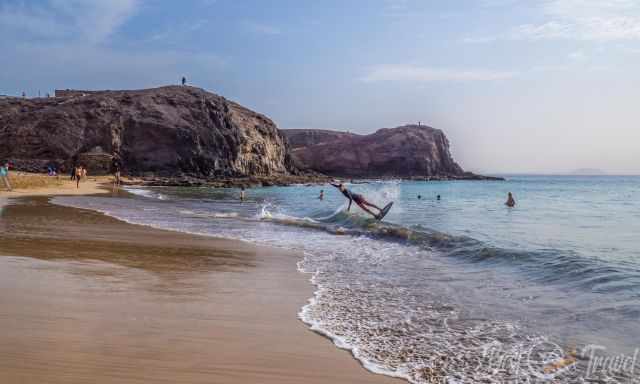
[
  {"left": 178, "top": 209, "right": 239, "bottom": 219},
  {"left": 79, "top": 183, "right": 640, "bottom": 297},
  {"left": 259, "top": 203, "right": 640, "bottom": 296},
  {"left": 125, "top": 187, "right": 168, "bottom": 200}
]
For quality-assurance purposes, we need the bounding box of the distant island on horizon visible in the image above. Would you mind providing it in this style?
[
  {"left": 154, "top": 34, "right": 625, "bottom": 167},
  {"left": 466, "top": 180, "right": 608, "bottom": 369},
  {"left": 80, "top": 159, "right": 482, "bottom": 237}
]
[{"left": 481, "top": 169, "right": 640, "bottom": 176}]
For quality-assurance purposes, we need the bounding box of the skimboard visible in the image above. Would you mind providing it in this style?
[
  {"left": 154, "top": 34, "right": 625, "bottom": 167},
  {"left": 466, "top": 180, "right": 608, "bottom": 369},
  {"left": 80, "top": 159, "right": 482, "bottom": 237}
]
[{"left": 376, "top": 202, "right": 394, "bottom": 221}]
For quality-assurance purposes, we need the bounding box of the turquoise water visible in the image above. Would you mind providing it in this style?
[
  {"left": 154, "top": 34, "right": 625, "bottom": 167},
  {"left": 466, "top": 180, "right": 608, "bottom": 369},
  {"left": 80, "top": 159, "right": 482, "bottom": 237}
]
[
  {"left": 55, "top": 176, "right": 640, "bottom": 383},
  {"left": 249, "top": 175, "right": 640, "bottom": 262}
]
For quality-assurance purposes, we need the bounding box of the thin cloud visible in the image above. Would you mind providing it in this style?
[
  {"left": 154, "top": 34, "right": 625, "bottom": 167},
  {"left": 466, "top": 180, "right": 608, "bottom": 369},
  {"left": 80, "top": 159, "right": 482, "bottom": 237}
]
[
  {"left": 462, "top": 36, "right": 501, "bottom": 44},
  {"left": 383, "top": 0, "right": 410, "bottom": 17},
  {"left": 385, "top": 0, "right": 409, "bottom": 11},
  {"left": 465, "top": 0, "right": 640, "bottom": 43},
  {"left": 568, "top": 50, "right": 587, "bottom": 61},
  {"left": 0, "top": 0, "right": 138, "bottom": 44},
  {"left": 148, "top": 19, "right": 209, "bottom": 43},
  {"left": 361, "top": 64, "right": 516, "bottom": 82},
  {"left": 242, "top": 21, "right": 281, "bottom": 35}
]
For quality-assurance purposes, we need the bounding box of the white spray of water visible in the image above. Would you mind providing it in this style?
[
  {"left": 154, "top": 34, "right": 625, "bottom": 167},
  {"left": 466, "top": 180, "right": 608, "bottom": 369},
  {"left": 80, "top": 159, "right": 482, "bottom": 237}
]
[{"left": 341, "top": 181, "right": 403, "bottom": 218}]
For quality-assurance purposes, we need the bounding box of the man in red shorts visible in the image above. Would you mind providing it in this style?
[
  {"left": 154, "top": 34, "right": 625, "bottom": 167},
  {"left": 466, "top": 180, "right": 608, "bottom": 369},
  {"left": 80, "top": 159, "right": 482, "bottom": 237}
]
[{"left": 330, "top": 182, "right": 384, "bottom": 219}]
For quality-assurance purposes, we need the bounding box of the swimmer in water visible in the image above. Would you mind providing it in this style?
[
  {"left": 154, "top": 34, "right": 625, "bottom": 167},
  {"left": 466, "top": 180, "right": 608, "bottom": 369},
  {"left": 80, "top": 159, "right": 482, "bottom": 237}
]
[{"left": 505, "top": 192, "right": 516, "bottom": 207}]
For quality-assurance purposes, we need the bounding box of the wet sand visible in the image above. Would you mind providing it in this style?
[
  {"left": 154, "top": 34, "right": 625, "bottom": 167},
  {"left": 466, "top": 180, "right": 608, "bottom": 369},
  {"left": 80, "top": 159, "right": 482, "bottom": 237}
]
[{"left": 0, "top": 197, "right": 400, "bottom": 383}]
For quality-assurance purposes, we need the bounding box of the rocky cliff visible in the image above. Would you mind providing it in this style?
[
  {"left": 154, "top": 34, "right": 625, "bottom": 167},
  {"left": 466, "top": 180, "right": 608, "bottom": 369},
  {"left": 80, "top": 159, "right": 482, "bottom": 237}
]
[
  {"left": 0, "top": 86, "right": 296, "bottom": 177},
  {"left": 282, "top": 125, "right": 467, "bottom": 178}
]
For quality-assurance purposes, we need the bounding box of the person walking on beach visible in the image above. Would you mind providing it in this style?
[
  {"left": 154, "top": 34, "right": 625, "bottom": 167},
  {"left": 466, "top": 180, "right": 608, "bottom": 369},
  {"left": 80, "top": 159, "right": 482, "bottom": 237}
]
[
  {"left": 330, "top": 182, "right": 385, "bottom": 219},
  {"left": 0, "top": 161, "right": 12, "bottom": 191},
  {"left": 111, "top": 157, "right": 121, "bottom": 190},
  {"left": 240, "top": 186, "right": 246, "bottom": 201},
  {"left": 505, "top": 192, "right": 516, "bottom": 207},
  {"left": 75, "top": 166, "right": 83, "bottom": 189}
]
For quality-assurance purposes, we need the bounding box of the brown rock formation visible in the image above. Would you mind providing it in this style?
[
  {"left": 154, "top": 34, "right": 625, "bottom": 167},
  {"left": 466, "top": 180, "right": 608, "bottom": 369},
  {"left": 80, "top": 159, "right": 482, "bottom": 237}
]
[
  {"left": 282, "top": 125, "right": 465, "bottom": 178},
  {"left": 0, "top": 86, "right": 296, "bottom": 177}
]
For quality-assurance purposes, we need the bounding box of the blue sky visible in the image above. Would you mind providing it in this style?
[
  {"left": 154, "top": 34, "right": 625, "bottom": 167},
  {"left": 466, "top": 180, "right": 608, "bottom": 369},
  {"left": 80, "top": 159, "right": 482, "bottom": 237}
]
[{"left": 1, "top": 0, "right": 639, "bottom": 174}]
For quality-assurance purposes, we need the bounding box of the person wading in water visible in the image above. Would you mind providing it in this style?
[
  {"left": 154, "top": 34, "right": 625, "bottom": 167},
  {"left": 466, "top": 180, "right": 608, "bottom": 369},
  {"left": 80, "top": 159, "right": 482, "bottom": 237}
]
[{"left": 505, "top": 192, "right": 516, "bottom": 207}]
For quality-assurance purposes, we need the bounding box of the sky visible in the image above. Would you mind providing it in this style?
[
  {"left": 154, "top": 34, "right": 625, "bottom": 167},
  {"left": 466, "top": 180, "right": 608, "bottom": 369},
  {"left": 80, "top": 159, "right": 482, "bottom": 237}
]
[{"left": 1, "top": 0, "right": 639, "bottom": 174}]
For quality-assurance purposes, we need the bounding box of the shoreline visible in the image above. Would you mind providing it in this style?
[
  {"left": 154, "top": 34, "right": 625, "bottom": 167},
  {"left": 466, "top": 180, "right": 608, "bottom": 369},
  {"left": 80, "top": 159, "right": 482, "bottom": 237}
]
[
  {"left": 131, "top": 173, "right": 503, "bottom": 188},
  {"left": 0, "top": 171, "right": 502, "bottom": 196},
  {"left": 0, "top": 195, "right": 401, "bottom": 384}
]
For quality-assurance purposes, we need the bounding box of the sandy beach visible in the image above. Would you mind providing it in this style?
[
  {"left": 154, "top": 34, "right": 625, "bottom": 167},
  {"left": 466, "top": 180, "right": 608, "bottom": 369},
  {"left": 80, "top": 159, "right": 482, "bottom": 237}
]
[
  {"left": 0, "top": 196, "right": 400, "bottom": 383},
  {"left": 0, "top": 175, "right": 111, "bottom": 198}
]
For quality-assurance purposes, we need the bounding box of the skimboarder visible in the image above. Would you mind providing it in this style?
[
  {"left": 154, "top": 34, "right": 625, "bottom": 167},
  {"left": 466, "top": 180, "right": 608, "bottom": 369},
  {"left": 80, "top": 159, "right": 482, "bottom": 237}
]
[{"left": 330, "top": 182, "right": 393, "bottom": 220}]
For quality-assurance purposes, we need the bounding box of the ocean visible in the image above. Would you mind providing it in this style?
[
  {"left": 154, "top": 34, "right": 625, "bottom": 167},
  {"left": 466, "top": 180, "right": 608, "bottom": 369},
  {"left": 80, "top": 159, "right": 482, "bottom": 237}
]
[{"left": 55, "top": 176, "right": 640, "bottom": 383}]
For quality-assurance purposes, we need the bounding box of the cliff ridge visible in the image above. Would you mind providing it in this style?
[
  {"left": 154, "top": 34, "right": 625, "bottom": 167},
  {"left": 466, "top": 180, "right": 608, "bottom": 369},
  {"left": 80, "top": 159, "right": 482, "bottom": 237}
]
[{"left": 0, "top": 86, "right": 296, "bottom": 177}]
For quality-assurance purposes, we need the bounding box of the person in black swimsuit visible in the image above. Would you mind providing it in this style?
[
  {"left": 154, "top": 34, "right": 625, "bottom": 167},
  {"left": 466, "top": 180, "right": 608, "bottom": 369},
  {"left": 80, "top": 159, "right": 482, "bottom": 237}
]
[
  {"left": 505, "top": 192, "right": 516, "bottom": 207},
  {"left": 330, "top": 182, "right": 384, "bottom": 219}
]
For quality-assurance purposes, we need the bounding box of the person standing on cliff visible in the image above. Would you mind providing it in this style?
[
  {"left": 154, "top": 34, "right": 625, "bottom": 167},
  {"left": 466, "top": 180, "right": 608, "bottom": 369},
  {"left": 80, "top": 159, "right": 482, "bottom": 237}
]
[
  {"left": 330, "top": 182, "right": 385, "bottom": 219},
  {"left": 181, "top": 76, "right": 186, "bottom": 86}
]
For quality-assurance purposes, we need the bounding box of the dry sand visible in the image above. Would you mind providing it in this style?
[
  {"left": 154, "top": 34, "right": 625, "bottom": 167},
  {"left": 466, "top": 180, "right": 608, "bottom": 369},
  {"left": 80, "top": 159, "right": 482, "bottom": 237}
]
[
  {"left": 0, "top": 197, "right": 401, "bottom": 384},
  {"left": 0, "top": 176, "right": 111, "bottom": 198}
]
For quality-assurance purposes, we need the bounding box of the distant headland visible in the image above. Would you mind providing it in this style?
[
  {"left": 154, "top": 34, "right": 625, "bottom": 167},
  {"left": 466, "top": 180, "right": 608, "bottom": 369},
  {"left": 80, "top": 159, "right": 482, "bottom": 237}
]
[{"left": 282, "top": 126, "right": 501, "bottom": 180}]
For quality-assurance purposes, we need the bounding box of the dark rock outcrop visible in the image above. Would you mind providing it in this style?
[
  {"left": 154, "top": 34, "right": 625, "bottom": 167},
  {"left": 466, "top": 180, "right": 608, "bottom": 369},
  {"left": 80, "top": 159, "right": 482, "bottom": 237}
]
[
  {"left": 282, "top": 125, "right": 466, "bottom": 178},
  {"left": 0, "top": 86, "right": 296, "bottom": 177}
]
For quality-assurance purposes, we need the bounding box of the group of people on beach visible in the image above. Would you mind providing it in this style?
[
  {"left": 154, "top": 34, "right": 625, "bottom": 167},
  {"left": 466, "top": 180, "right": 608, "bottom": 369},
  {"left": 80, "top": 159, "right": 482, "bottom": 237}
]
[
  {"left": 47, "top": 165, "right": 58, "bottom": 176},
  {"left": 69, "top": 157, "right": 121, "bottom": 190},
  {"left": 0, "top": 155, "right": 122, "bottom": 192}
]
